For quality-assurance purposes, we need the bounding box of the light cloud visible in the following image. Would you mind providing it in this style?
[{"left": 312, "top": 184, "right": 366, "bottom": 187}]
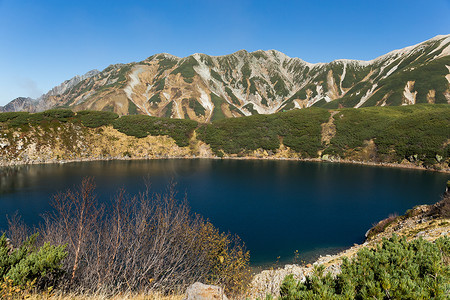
[{"left": 19, "top": 78, "right": 43, "bottom": 99}]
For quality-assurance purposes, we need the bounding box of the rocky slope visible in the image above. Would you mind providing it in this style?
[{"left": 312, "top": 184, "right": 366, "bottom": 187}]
[
  {"left": 2, "top": 35, "right": 449, "bottom": 122},
  {"left": 0, "top": 97, "right": 37, "bottom": 113},
  {"left": 0, "top": 104, "right": 449, "bottom": 172},
  {"left": 0, "top": 123, "right": 210, "bottom": 166},
  {"left": 1, "top": 70, "right": 100, "bottom": 113}
]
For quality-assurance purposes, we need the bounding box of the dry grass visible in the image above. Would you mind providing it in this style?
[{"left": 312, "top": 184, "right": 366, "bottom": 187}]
[
  {"left": 27, "top": 292, "right": 184, "bottom": 300},
  {"left": 366, "top": 213, "right": 399, "bottom": 240},
  {"left": 4, "top": 178, "right": 250, "bottom": 298}
]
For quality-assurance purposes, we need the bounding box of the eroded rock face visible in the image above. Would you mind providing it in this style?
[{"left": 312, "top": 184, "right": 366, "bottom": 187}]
[
  {"left": 184, "top": 282, "right": 228, "bottom": 300},
  {"left": 4, "top": 35, "right": 450, "bottom": 119}
]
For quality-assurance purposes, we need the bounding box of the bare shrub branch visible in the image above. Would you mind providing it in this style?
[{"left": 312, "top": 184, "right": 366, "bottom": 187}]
[{"left": 34, "top": 177, "right": 250, "bottom": 296}]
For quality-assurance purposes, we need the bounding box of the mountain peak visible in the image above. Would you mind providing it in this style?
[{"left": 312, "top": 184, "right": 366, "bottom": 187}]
[{"left": 3, "top": 35, "right": 449, "bottom": 118}]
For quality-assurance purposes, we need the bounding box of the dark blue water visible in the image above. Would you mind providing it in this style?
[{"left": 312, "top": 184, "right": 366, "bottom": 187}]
[{"left": 0, "top": 159, "right": 448, "bottom": 266}]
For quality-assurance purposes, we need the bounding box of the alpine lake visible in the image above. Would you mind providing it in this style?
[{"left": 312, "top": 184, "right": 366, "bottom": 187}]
[{"left": 1, "top": 159, "right": 448, "bottom": 267}]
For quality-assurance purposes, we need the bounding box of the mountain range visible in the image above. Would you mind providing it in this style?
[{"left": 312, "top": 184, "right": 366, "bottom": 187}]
[{"left": 2, "top": 35, "right": 449, "bottom": 122}]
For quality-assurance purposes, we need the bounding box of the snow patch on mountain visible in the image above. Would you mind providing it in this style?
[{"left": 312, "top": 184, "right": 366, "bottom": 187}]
[
  {"left": 124, "top": 67, "right": 144, "bottom": 100},
  {"left": 198, "top": 88, "right": 213, "bottom": 113},
  {"left": 356, "top": 84, "right": 378, "bottom": 108},
  {"left": 403, "top": 81, "right": 417, "bottom": 105},
  {"left": 384, "top": 65, "right": 399, "bottom": 79},
  {"left": 193, "top": 59, "right": 211, "bottom": 83},
  {"left": 143, "top": 84, "right": 153, "bottom": 100},
  {"left": 445, "top": 65, "right": 450, "bottom": 84},
  {"left": 340, "top": 62, "right": 347, "bottom": 93}
]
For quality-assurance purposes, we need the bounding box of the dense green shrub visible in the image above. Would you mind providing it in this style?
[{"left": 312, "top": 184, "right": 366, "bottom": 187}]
[
  {"left": 0, "top": 112, "right": 30, "bottom": 123},
  {"left": 76, "top": 110, "right": 119, "bottom": 128},
  {"left": 0, "top": 112, "right": 31, "bottom": 127},
  {"left": 171, "top": 56, "right": 198, "bottom": 78},
  {"left": 112, "top": 115, "right": 198, "bottom": 147},
  {"left": 40, "top": 109, "right": 75, "bottom": 122},
  {"left": 197, "top": 108, "right": 329, "bottom": 157},
  {"left": 0, "top": 109, "right": 76, "bottom": 128},
  {"left": 366, "top": 214, "right": 399, "bottom": 240},
  {"left": 280, "top": 235, "right": 450, "bottom": 299},
  {"left": 325, "top": 104, "right": 450, "bottom": 164},
  {"left": 1, "top": 105, "right": 448, "bottom": 166},
  {"left": 0, "top": 233, "right": 66, "bottom": 290}
]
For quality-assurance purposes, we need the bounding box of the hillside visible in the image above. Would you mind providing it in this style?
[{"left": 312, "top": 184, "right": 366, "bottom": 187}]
[
  {"left": 1, "top": 35, "right": 449, "bottom": 122},
  {"left": 0, "top": 105, "right": 448, "bottom": 171}
]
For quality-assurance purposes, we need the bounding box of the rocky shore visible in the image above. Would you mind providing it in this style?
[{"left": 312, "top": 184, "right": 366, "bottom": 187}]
[
  {"left": 1, "top": 124, "right": 448, "bottom": 174},
  {"left": 248, "top": 194, "right": 450, "bottom": 299}
]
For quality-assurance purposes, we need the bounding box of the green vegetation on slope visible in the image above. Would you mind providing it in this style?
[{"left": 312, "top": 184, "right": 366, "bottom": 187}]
[
  {"left": 197, "top": 108, "right": 330, "bottom": 157},
  {"left": 186, "top": 98, "right": 206, "bottom": 117},
  {"left": 0, "top": 109, "right": 75, "bottom": 128},
  {"left": 0, "top": 109, "right": 198, "bottom": 148},
  {"left": 225, "top": 87, "right": 241, "bottom": 106},
  {"left": 112, "top": 114, "right": 197, "bottom": 147},
  {"left": 128, "top": 100, "right": 138, "bottom": 115},
  {"left": 76, "top": 110, "right": 119, "bottom": 128},
  {"left": 280, "top": 235, "right": 450, "bottom": 299},
  {"left": 324, "top": 104, "right": 450, "bottom": 167},
  {"left": 171, "top": 56, "right": 198, "bottom": 79},
  {"left": 149, "top": 93, "right": 161, "bottom": 106},
  {"left": 210, "top": 93, "right": 226, "bottom": 122},
  {"left": 0, "top": 105, "right": 448, "bottom": 169}
]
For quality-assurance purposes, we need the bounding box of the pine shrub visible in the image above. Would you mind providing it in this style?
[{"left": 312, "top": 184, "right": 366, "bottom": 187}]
[
  {"left": 280, "top": 235, "right": 450, "bottom": 299},
  {"left": 0, "top": 233, "right": 66, "bottom": 292},
  {"left": 76, "top": 110, "right": 119, "bottom": 128}
]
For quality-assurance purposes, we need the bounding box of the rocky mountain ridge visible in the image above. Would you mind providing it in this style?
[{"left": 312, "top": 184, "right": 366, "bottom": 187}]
[
  {"left": 2, "top": 35, "right": 449, "bottom": 122},
  {"left": 1, "top": 70, "right": 100, "bottom": 113}
]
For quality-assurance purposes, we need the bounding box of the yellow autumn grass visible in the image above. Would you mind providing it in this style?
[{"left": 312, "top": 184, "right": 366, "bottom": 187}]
[{"left": 26, "top": 292, "right": 184, "bottom": 300}]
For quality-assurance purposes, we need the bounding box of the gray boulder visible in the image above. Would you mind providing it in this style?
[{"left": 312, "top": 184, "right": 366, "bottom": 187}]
[{"left": 184, "top": 282, "right": 228, "bottom": 300}]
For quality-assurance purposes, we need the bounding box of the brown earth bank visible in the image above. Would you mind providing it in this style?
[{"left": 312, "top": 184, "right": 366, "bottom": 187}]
[{"left": 0, "top": 123, "right": 449, "bottom": 174}]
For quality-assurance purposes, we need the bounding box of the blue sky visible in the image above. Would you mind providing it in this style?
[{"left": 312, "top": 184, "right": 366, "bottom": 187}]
[{"left": 0, "top": 0, "right": 449, "bottom": 105}]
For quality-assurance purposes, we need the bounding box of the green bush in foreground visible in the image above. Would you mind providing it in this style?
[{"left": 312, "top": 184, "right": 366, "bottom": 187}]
[
  {"left": 0, "top": 233, "right": 67, "bottom": 291},
  {"left": 280, "top": 235, "right": 450, "bottom": 299}
]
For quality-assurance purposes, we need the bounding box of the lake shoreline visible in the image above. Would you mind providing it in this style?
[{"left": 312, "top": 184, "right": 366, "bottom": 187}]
[
  {"left": 249, "top": 194, "right": 450, "bottom": 298},
  {"left": 1, "top": 155, "right": 449, "bottom": 174}
]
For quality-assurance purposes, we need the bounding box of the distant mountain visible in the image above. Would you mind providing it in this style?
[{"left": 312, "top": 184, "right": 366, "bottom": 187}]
[
  {"left": 0, "top": 70, "right": 100, "bottom": 113},
  {"left": 2, "top": 35, "right": 449, "bottom": 121},
  {"left": 0, "top": 97, "right": 37, "bottom": 113}
]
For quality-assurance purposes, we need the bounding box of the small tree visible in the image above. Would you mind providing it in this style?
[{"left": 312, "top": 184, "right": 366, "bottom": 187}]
[
  {"left": 49, "top": 177, "right": 102, "bottom": 282},
  {"left": 39, "top": 178, "right": 251, "bottom": 295}
]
